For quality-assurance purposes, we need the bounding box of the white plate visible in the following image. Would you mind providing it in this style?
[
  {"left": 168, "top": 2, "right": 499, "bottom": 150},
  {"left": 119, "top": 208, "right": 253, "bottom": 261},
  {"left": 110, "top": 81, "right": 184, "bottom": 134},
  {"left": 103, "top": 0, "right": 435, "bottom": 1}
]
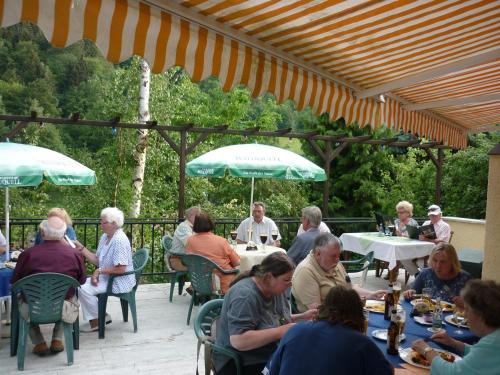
[
  {"left": 399, "top": 347, "right": 461, "bottom": 369},
  {"left": 410, "top": 299, "right": 454, "bottom": 312},
  {"left": 364, "top": 300, "right": 402, "bottom": 314},
  {"left": 372, "top": 329, "right": 406, "bottom": 342},
  {"left": 444, "top": 314, "right": 469, "bottom": 329},
  {"left": 413, "top": 315, "right": 433, "bottom": 326}
]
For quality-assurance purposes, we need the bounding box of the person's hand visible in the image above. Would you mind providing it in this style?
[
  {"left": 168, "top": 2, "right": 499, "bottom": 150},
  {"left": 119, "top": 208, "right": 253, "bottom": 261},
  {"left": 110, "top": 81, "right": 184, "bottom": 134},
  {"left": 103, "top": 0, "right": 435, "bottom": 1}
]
[
  {"left": 90, "top": 269, "right": 100, "bottom": 286},
  {"left": 369, "top": 290, "right": 386, "bottom": 300},
  {"left": 452, "top": 296, "right": 465, "bottom": 310},
  {"left": 411, "top": 339, "right": 429, "bottom": 356},
  {"left": 301, "top": 308, "right": 319, "bottom": 321},
  {"left": 404, "top": 289, "right": 416, "bottom": 300},
  {"left": 418, "top": 234, "right": 427, "bottom": 241},
  {"left": 430, "top": 331, "right": 455, "bottom": 347}
]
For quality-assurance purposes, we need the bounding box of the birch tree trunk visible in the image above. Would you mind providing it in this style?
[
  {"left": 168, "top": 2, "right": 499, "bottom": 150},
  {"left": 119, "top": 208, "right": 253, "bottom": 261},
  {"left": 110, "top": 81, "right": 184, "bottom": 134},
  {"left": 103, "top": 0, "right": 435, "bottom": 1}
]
[{"left": 130, "top": 59, "right": 150, "bottom": 218}]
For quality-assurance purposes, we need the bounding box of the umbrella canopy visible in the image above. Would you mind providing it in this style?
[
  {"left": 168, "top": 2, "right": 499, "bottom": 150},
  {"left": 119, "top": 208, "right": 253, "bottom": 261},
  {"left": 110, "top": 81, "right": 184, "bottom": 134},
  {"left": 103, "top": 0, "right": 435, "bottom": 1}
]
[
  {"left": 186, "top": 144, "right": 326, "bottom": 216},
  {"left": 0, "top": 142, "right": 96, "bottom": 187},
  {"left": 186, "top": 144, "right": 326, "bottom": 182},
  {"left": 0, "top": 142, "right": 97, "bottom": 256}
]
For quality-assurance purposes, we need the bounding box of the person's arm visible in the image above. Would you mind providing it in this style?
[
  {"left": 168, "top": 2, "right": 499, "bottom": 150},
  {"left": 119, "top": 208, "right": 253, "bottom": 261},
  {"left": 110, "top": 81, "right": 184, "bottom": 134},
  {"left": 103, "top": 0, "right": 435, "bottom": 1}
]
[
  {"left": 353, "top": 285, "right": 386, "bottom": 300},
  {"left": 430, "top": 331, "right": 466, "bottom": 355},
  {"left": 291, "top": 269, "right": 321, "bottom": 311},
  {"left": 225, "top": 241, "right": 241, "bottom": 267},
  {"left": 291, "top": 308, "right": 318, "bottom": 322},
  {"left": 230, "top": 323, "right": 293, "bottom": 351},
  {"left": 74, "top": 240, "right": 99, "bottom": 266}
]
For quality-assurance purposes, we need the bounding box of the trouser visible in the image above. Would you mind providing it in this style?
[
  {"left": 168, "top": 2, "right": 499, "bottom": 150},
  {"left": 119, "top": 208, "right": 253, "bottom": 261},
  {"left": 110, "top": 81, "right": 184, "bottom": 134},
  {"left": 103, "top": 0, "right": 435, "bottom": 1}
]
[
  {"left": 19, "top": 296, "right": 78, "bottom": 345},
  {"left": 168, "top": 255, "right": 188, "bottom": 271},
  {"left": 217, "top": 360, "right": 267, "bottom": 375},
  {"left": 400, "top": 257, "right": 426, "bottom": 276},
  {"left": 79, "top": 277, "right": 107, "bottom": 321}
]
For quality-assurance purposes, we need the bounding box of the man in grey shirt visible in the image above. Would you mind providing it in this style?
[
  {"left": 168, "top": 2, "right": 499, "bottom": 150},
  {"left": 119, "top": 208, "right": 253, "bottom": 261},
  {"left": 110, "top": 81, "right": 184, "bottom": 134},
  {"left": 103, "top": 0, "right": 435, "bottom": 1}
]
[
  {"left": 167, "top": 206, "right": 201, "bottom": 271},
  {"left": 287, "top": 206, "right": 322, "bottom": 265}
]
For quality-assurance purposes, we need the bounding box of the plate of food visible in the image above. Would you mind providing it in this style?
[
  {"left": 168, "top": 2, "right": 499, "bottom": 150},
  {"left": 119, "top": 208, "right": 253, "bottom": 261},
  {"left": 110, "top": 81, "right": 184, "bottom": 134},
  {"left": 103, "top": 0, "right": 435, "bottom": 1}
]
[
  {"left": 364, "top": 300, "right": 403, "bottom": 314},
  {"left": 444, "top": 314, "right": 469, "bottom": 328},
  {"left": 399, "top": 347, "right": 460, "bottom": 369},
  {"left": 372, "top": 329, "right": 406, "bottom": 342},
  {"left": 410, "top": 298, "right": 454, "bottom": 312}
]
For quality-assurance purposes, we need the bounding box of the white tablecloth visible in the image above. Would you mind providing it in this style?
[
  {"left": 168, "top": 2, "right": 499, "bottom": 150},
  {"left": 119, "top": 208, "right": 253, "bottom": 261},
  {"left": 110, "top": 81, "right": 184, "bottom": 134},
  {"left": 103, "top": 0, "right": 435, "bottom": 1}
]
[
  {"left": 339, "top": 232, "right": 435, "bottom": 270},
  {"left": 236, "top": 244, "right": 286, "bottom": 272}
]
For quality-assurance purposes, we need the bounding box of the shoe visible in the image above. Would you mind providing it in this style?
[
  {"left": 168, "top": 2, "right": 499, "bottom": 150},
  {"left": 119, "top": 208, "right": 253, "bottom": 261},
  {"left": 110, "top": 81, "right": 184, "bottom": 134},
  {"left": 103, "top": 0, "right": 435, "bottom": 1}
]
[
  {"left": 50, "top": 339, "right": 64, "bottom": 353},
  {"left": 186, "top": 286, "right": 193, "bottom": 296},
  {"left": 105, "top": 313, "right": 112, "bottom": 325},
  {"left": 33, "top": 342, "right": 51, "bottom": 356},
  {"left": 80, "top": 324, "right": 99, "bottom": 333}
]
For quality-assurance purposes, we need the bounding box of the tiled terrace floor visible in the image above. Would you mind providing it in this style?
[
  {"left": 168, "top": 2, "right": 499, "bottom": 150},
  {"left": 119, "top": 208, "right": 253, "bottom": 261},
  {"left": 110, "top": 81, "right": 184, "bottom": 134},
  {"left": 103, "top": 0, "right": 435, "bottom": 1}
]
[{"left": 0, "top": 270, "right": 410, "bottom": 374}]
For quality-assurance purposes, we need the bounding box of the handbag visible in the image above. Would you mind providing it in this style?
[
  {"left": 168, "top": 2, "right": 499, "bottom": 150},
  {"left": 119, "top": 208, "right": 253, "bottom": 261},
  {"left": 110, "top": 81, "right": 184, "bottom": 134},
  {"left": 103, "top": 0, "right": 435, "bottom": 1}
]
[{"left": 61, "top": 297, "right": 80, "bottom": 323}]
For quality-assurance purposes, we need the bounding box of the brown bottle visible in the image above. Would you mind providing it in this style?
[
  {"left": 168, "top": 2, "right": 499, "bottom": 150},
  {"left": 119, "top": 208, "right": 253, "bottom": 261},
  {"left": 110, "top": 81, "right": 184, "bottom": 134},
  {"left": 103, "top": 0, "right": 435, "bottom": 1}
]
[
  {"left": 384, "top": 283, "right": 394, "bottom": 320},
  {"left": 387, "top": 307, "right": 400, "bottom": 355}
]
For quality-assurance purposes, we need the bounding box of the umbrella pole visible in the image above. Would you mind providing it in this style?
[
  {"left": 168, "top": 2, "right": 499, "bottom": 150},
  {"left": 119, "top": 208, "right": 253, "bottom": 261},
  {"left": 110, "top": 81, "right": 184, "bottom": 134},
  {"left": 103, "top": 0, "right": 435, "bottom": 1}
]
[
  {"left": 5, "top": 187, "right": 9, "bottom": 259},
  {"left": 249, "top": 177, "right": 254, "bottom": 217}
]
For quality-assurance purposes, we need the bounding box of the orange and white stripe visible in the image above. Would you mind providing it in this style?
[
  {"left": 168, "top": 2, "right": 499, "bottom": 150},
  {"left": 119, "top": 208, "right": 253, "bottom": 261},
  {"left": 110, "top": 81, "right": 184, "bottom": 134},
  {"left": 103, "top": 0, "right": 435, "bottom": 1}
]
[{"left": 1, "top": 0, "right": 498, "bottom": 149}]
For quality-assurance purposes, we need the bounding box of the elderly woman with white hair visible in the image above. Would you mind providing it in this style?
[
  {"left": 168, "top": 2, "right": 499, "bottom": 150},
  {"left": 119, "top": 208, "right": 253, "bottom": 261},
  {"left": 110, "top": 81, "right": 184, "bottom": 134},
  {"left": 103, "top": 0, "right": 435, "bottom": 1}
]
[{"left": 75, "top": 207, "right": 135, "bottom": 332}]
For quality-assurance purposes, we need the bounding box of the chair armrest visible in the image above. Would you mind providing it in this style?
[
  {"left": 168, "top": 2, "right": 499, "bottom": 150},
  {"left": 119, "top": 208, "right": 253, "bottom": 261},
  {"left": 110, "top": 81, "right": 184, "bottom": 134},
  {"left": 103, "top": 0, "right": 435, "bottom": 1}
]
[
  {"left": 340, "top": 259, "right": 364, "bottom": 266},
  {"left": 212, "top": 343, "right": 243, "bottom": 371},
  {"left": 219, "top": 268, "right": 240, "bottom": 275}
]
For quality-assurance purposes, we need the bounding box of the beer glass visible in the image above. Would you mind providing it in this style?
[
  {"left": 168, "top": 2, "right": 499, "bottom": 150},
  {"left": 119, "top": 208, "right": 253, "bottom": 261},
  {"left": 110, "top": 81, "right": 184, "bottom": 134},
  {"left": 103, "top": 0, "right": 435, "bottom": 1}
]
[
  {"left": 422, "top": 288, "right": 432, "bottom": 308},
  {"left": 363, "top": 308, "right": 369, "bottom": 335},
  {"left": 392, "top": 282, "right": 401, "bottom": 304}
]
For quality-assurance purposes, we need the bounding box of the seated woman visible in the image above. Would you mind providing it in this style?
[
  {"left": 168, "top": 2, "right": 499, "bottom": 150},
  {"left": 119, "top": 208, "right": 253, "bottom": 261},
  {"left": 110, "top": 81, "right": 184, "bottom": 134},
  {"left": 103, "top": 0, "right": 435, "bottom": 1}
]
[
  {"left": 412, "top": 279, "right": 500, "bottom": 375},
  {"left": 215, "top": 252, "right": 317, "bottom": 375},
  {"left": 75, "top": 207, "right": 136, "bottom": 332},
  {"left": 404, "top": 243, "right": 471, "bottom": 303},
  {"left": 35, "top": 207, "right": 77, "bottom": 245},
  {"left": 267, "top": 285, "right": 393, "bottom": 375},
  {"left": 185, "top": 211, "right": 240, "bottom": 294},
  {"left": 386, "top": 200, "right": 419, "bottom": 281}
]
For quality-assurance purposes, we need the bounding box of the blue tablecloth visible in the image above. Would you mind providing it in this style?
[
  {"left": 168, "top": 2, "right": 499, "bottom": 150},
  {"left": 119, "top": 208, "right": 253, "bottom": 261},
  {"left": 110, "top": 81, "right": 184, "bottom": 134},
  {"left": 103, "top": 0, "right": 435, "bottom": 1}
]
[
  {"left": 368, "top": 300, "right": 478, "bottom": 367},
  {"left": 0, "top": 267, "right": 13, "bottom": 298}
]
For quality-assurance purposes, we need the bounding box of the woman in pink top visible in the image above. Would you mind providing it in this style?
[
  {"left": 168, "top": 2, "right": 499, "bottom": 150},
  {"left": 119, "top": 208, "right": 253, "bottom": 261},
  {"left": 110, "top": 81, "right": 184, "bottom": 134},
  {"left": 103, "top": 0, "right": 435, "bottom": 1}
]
[{"left": 186, "top": 212, "right": 240, "bottom": 293}]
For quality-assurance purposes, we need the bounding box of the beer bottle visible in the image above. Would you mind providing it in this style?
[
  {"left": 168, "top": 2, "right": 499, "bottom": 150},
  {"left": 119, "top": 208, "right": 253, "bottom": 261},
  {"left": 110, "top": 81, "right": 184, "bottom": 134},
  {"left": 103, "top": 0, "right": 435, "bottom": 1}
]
[
  {"left": 387, "top": 307, "right": 400, "bottom": 355},
  {"left": 384, "top": 283, "right": 394, "bottom": 320}
]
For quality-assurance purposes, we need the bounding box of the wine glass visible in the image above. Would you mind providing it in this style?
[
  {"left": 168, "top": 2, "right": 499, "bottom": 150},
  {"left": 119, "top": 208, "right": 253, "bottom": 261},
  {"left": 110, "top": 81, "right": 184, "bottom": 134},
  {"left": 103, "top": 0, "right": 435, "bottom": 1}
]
[
  {"left": 271, "top": 229, "right": 278, "bottom": 245},
  {"left": 260, "top": 233, "right": 268, "bottom": 250}
]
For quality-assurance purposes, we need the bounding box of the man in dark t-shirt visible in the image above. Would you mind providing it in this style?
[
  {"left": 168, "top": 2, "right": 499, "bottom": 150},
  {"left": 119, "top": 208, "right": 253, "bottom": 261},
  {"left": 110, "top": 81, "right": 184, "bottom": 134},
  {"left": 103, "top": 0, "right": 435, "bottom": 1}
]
[{"left": 12, "top": 216, "right": 86, "bottom": 356}]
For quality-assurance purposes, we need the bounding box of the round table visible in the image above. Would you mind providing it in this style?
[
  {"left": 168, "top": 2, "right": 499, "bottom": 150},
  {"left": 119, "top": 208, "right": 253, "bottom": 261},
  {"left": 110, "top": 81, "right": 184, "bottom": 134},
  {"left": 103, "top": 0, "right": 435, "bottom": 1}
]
[{"left": 235, "top": 244, "right": 286, "bottom": 272}]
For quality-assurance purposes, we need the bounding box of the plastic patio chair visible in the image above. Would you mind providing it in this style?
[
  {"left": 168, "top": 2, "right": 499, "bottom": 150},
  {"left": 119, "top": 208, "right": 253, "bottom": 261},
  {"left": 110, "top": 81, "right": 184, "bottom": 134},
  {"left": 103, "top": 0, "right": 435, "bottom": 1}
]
[
  {"left": 12, "top": 272, "right": 81, "bottom": 370},
  {"left": 162, "top": 234, "right": 187, "bottom": 302},
  {"left": 182, "top": 254, "right": 239, "bottom": 325},
  {"left": 194, "top": 299, "right": 242, "bottom": 375},
  {"left": 341, "top": 251, "right": 374, "bottom": 288},
  {"left": 97, "top": 248, "right": 149, "bottom": 339}
]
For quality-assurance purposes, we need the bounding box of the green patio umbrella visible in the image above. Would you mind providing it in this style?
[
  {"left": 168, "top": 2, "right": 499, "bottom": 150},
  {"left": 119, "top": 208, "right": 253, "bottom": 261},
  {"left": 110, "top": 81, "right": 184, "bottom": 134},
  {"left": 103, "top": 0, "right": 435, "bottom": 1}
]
[
  {"left": 186, "top": 143, "right": 326, "bottom": 215},
  {"left": 0, "top": 142, "right": 97, "bottom": 257}
]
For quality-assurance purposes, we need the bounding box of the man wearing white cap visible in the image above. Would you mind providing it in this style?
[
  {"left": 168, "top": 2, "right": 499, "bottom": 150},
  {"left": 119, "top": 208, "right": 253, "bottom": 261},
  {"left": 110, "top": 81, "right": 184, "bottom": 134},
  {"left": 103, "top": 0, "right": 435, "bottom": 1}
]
[{"left": 419, "top": 204, "right": 451, "bottom": 244}]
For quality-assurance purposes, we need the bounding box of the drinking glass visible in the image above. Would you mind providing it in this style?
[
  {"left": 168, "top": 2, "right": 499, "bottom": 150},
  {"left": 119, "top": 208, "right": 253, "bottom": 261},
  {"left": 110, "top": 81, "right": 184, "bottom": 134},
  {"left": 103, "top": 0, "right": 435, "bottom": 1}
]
[
  {"left": 271, "top": 229, "right": 278, "bottom": 244},
  {"left": 392, "top": 282, "right": 401, "bottom": 304},
  {"left": 453, "top": 307, "right": 465, "bottom": 335},
  {"left": 422, "top": 288, "right": 432, "bottom": 308},
  {"left": 230, "top": 230, "right": 238, "bottom": 250},
  {"left": 396, "top": 308, "right": 406, "bottom": 336},
  {"left": 260, "top": 234, "right": 268, "bottom": 250},
  {"left": 363, "top": 308, "right": 369, "bottom": 335}
]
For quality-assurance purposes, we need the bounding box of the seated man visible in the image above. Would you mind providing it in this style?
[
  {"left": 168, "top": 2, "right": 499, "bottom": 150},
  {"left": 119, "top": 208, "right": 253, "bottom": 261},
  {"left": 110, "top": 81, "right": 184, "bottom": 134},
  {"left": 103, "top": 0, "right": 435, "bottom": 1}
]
[
  {"left": 168, "top": 206, "right": 201, "bottom": 272},
  {"left": 11, "top": 217, "right": 86, "bottom": 356},
  {"left": 236, "top": 201, "right": 281, "bottom": 247},
  {"left": 297, "top": 221, "right": 330, "bottom": 236},
  {"left": 287, "top": 206, "right": 323, "bottom": 265},
  {"left": 419, "top": 204, "right": 451, "bottom": 244},
  {"left": 292, "top": 233, "right": 385, "bottom": 313}
]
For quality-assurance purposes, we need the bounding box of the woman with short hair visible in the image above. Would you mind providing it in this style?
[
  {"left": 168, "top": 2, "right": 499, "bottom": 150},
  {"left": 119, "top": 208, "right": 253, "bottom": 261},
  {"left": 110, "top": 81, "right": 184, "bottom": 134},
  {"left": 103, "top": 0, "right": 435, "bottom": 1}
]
[
  {"left": 404, "top": 242, "right": 471, "bottom": 303},
  {"left": 185, "top": 211, "right": 240, "bottom": 294},
  {"left": 76, "top": 207, "right": 135, "bottom": 332},
  {"left": 268, "top": 285, "right": 393, "bottom": 375},
  {"left": 215, "top": 252, "right": 317, "bottom": 375},
  {"left": 35, "top": 207, "right": 77, "bottom": 245},
  {"left": 412, "top": 279, "right": 500, "bottom": 374}
]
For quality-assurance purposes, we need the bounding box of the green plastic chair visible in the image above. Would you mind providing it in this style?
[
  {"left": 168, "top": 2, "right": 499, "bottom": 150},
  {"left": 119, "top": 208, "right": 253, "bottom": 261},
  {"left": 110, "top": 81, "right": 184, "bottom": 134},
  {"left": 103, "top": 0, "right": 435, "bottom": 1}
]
[
  {"left": 341, "top": 251, "right": 374, "bottom": 287},
  {"left": 162, "top": 234, "right": 187, "bottom": 302},
  {"left": 194, "top": 299, "right": 242, "bottom": 375},
  {"left": 12, "top": 272, "right": 81, "bottom": 370},
  {"left": 97, "top": 248, "right": 149, "bottom": 339},
  {"left": 182, "top": 254, "right": 239, "bottom": 325}
]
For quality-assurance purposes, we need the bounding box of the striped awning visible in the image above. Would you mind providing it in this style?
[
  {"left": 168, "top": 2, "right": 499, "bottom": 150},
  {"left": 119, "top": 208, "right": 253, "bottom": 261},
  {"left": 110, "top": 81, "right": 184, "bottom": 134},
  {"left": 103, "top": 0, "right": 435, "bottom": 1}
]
[{"left": 2, "top": 1, "right": 499, "bottom": 149}]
